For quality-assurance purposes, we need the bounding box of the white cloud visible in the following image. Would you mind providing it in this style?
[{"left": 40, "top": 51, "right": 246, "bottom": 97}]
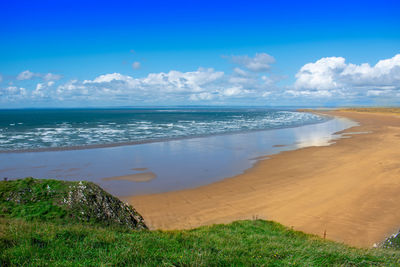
[
  {"left": 132, "top": 61, "right": 141, "bottom": 70},
  {"left": 57, "top": 80, "right": 88, "bottom": 96},
  {"left": 32, "top": 81, "right": 56, "bottom": 98},
  {"left": 17, "top": 70, "right": 62, "bottom": 81},
  {"left": 17, "top": 70, "right": 36, "bottom": 80},
  {"left": 189, "top": 92, "right": 214, "bottom": 101},
  {"left": 0, "top": 86, "right": 27, "bottom": 102},
  {"left": 295, "top": 54, "right": 400, "bottom": 93},
  {"left": 262, "top": 91, "right": 271, "bottom": 97},
  {"left": 11, "top": 53, "right": 400, "bottom": 106},
  {"left": 367, "top": 90, "right": 385, "bottom": 96},
  {"left": 3, "top": 53, "right": 282, "bottom": 105},
  {"left": 84, "top": 73, "right": 136, "bottom": 84},
  {"left": 285, "top": 89, "right": 333, "bottom": 98},
  {"left": 223, "top": 86, "right": 243, "bottom": 96},
  {"left": 81, "top": 68, "right": 224, "bottom": 95},
  {"left": 55, "top": 66, "right": 274, "bottom": 103},
  {"left": 33, "top": 83, "right": 45, "bottom": 97},
  {"left": 233, "top": 67, "right": 248, "bottom": 76},
  {"left": 56, "top": 68, "right": 227, "bottom": 102},
  {"left": 228, "top": 53, "right": 275, "bottom": 72},
  {"left": 43, "top": 73, "right": 62, "bottom": 81},
  {"left": 295, "top": 57, "right": 346, "bottom": 90},
  {"left": 139, "top": 68, "right": 224, "bottom": 93},
  {"left": 340, "top": 54, "right": 400, "bottom": 87}
]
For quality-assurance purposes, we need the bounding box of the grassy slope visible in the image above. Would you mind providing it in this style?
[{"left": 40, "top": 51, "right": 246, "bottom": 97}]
[
  {"left": 2, "top": 218, "right": 400, "bottom": 266},
  {"left": 1, "top": 179, "right": 400, "bottom": 266},
  {"left": 383, "top": 233, "right": 400, "bottom": 250},
  {"left": 0, "top": 178, "right": 146, "bottom": 229}
]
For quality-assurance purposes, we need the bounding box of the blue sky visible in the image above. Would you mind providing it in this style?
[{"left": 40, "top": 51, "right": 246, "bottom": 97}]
[{"left": 1, "top": 0, "right": 400, "bottom": 107}]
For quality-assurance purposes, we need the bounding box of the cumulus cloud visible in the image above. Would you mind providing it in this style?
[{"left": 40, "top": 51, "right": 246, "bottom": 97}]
[
  {"left": 17, "top": 70, "right": 36, "bottom": 80},
  {"left": 55, "top": 68, "right": 229, "bottom": 103},
  {"left": 222, "top": 86, "right": 254, "bottom": 97},
  {"left": 84, "top": 73, "right": 136, "bottom": 84},
  {"left": 1, "top": 52, "right": 283, "bottom": 106},
  {"left": 17, "top": 70, "right": 62, "bottom": 81},
  {"left": 32, "top": 81, "right": 56, "bottom": 98},
  {"left": 81, "top": 68, "right": 224, "bottom": 95},
  {"left": 51, "top": 66, "right": 277, "bottom": 104},
  {"left": 189, "top": 92, "right": 214, "bottom": 101},
  {"left": 285, "top": 89, "right": 334, "bottom": 98},
  {"left": 43, "top": 73, "right": 62, "bottom": 81},
  {"left": 233, "top": 67, "right": 248, "bottom": 76},
  {"left": 142, "top": 68, "right": 224, "bottom": 92},
  {"left": 340, "top": 54, "right": 400, "bottom": 87},
  {"left": 12, "top": 53, "right": 400, "bottom": 106},
  {"left": 57, "top": 79, "right": 89, "bottom": 98},
  {"left": 132, "top": 61, "right": 141, "bottom": 70},
  {"left": 0, "top": 86, "right": 27, "bottom": 102},
  {"left": 295, "top": 57, "right": 346, "bottom": 90},
  {"left": 227, "top": 53, "right": 276, "bottom": 72},
  {"left": 295, "top": 54, "right": 400, "bottom": 96}
]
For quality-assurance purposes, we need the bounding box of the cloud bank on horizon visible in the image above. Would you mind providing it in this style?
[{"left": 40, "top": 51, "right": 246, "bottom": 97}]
[{"left": 1, "top": 53, "right": 400, "bottom": 107}]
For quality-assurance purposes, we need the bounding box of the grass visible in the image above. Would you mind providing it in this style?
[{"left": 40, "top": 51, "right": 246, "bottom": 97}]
[
  {"left": 0, "top": 177, "right": 70, "bottom": 222},
  {"left": 2, "top": 218, "right": 400, "bottom": 266},
  {"left": 383, "top": 233, "right": 400, "bottom": 250},
  {"left": 1, "top": 178, "right": 400, "bottom": 266},
  {"left": 0, "top": 178, "right": 146, "bottom": 229}
]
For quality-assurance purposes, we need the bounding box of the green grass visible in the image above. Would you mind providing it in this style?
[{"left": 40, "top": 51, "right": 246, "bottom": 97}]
[
  {"left": 1, "top": 178, "right": 400, "bottom": 266},
  {"left": 383, "top": 233, "right": 400, "bottom": 250},
  {"left": 1, "top": 218, "right": 400, "bottom": 266},
  {"left": 0, "top": 178, "right": 146, "bottom": 229},
  {"left": 0, "top": 177, "right": 70, "bottom": 221}
]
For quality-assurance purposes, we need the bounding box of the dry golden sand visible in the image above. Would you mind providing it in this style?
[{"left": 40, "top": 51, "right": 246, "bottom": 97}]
[{"left": 122, "top": 111, "right": 400, "bottom": 247}]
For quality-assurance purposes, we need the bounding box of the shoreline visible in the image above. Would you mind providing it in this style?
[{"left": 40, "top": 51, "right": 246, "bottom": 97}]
[
  {"left": 123, "top": 110, "right": 400, "bottom": 248},
  {"left": 0, "top": 115, "right": 354, "bottom": 197},
  {"left": 0, "top": 112, "right": 329, "bottom": 154}
]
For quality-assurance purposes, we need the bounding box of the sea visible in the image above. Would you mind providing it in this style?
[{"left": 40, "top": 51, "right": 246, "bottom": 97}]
[
  {"left": 0, "top": 108, "right": 326, "bottom": 152},
  {"left": 0, "top": 108, "right": 357, "bottom": 196}
]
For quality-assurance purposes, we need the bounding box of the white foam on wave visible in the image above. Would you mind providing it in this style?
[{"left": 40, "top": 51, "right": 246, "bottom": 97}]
[{"left": 0, "top": 111, "right": 326, "bottom": 151}]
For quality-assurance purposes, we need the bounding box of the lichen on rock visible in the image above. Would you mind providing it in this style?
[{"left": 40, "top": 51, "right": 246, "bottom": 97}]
[
  {"left": 0, "top": 177, "right": 147, "bottom": 230},
  {"left": 64, "top": 180, "right": 147, "bottom": 230}
]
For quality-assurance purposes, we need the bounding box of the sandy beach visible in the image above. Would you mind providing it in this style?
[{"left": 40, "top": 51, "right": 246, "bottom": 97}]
[{"left": 123, "top": 110, "right": 400, "bottom": 248}]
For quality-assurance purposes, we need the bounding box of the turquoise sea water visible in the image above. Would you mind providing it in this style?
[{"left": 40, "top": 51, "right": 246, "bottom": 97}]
[{"left": 0, "top": 108, "right": 326, "bottom": 151}]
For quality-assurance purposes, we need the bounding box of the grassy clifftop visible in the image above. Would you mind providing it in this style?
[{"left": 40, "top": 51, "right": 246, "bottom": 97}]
[
  {"left": 0, "top": 178, "right": 146, "bottom": 230},
  {"left": 1, "top": 178, "right": 400, "bottom": 266}
]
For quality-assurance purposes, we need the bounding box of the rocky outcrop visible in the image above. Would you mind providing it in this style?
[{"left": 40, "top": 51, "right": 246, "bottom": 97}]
[
  {"left": 381, "top": 231, "right": 400, "bottom": 249},
  {"left": 63, "top": 181, "right": 147, "bottom": 230},
  {"left": 0, "top": 178, "right": 147, "bottom": 230}
]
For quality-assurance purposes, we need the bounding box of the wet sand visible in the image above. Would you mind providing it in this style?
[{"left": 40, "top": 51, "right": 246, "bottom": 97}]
[
  {"left": 1, "top": 116, "right": 354, "bottom": 196},
  {"left": 123, "top": 110, "right": 400, "bottom": 248},
  {"left": 103, "top": 172, "right": 157, "bottom": 182}
]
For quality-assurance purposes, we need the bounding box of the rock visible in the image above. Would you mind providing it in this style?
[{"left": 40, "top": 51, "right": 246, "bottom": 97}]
[
  {"left": 0, "top": 178, "right": 147, "bottom": 230},
  {"left": 64, "top": 180, "right": 147, "bottom": 230}
]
